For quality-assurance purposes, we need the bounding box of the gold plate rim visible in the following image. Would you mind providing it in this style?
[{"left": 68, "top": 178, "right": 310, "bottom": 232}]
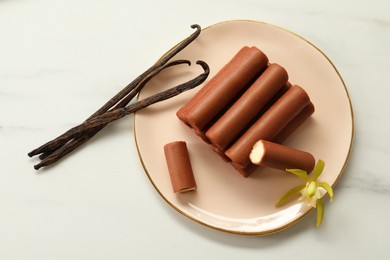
[{"left": 133, "top": 19, "right": 355, "bottom": 236}]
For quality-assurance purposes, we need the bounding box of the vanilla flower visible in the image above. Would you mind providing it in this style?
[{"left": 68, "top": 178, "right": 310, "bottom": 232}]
[{"left": 275, "top": 159, "right": 334, "bottom": 227}]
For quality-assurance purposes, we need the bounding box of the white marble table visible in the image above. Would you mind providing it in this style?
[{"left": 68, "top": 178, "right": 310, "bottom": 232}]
[{"left": 1, "top": 0, "right": 389, "bottom": 259}]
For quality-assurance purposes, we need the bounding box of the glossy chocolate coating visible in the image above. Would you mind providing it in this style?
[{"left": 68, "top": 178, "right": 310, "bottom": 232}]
[
  {"left": 176, "top": 46, "right": 251, "bottom": 125},
  {"left": 194, "top": 128, "right": 211, "bottom": 144},
  {"left": 225, "top": 85, "right": 311, "bottom": 168},
  {"left": 183, "top": 46, "right": 269, "bottom": 131},
  {"left": 250, "top": 139, "right": 315, "bottom": 173},
  {"left": 231, "top": 102, "right": 314, "bottom": 177},
  {"left": 273, "top": 102, "right": 315, "bottom": 143},
  {"left": 164, "top": 141, "right": 197, "bottom": 193},
  {"left": 231, "top": 162, "right": 257, "bottom": 178},
  {"left": 206, "top": 63, "right": 288, "bottom": 150},
  {"left": 211, "top": 145, "right": 231, "bottom": 162}
]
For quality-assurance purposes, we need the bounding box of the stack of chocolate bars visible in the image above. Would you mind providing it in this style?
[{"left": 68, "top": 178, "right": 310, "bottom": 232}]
[{"left": 176, "top": 46, "right": 315, "bottom": 177}]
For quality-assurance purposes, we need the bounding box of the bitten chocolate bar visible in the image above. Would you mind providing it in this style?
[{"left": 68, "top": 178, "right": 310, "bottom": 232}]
[
  {"left": 176, "top": 46, "right": 315, "bottom": 177},
  {"left": 164, "top": 141, "right": 197, "bottom": 193},
  {"left": 225, "top": 85, "right": 311, "bottom": 169},
  {"left": 249, "top": 139, "right": 315, "bottom": 173},
  {"left": 178, "top": 46, "right": 269, "bottom": 133},
  {"left": 231, "top": 101, "right": 315, "bottom": 177}
]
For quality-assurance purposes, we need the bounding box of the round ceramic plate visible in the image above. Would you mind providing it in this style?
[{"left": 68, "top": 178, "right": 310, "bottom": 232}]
[{"left": 134, "top": 20, "right": 354, "bottom": 235}]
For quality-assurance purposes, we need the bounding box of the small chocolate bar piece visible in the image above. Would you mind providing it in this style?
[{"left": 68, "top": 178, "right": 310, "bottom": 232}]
[
  {"left": 164, "top": 141, "right": 197, "bottom": 193},
  {"left": 250, "top": 139, "right": 315, "bottom": 173}
]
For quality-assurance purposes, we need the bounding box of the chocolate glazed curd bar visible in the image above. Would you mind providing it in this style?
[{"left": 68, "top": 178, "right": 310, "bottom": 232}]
[
  {"left": 176, "top": 46, "right": 315, "bottom": 178},
  {"left": 176, "top": 46, "right": 253, "bottom": 125},
  {"left": 273, "top": 102, "right": 315, "bottom": 144},
  {"left": 164, "top": 141, "right": 197, "bottom": 193},
  {"left": 206, "top": 63, "right": 289, "bottom": 151},
  {"left": 177, "top": 46, "right": 269, "bottom": 133},
  {"left": 225, "top": 85, "right": 311, "bottom": 169},
  {"left": 250, "top": 139, "right": 315, "bottom": 173},
  {"left": 207, "top": 98, "right": 314, "bottom": 166},
  {"left": 231, "top": 101, "right": 315, "bottom": 177}
]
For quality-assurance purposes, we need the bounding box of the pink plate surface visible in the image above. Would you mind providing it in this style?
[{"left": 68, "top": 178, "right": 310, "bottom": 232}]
[{"left": 134, "top": 20, "right": 354, "bottom": 235}]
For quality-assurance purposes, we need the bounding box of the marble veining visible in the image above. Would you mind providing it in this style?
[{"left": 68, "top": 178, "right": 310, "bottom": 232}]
[
  {"left": 339, "top": 171, "right": 390, "bottom": 195},
  {"left": 1, "top": 0, "right": 389, "bottom": 259}
]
